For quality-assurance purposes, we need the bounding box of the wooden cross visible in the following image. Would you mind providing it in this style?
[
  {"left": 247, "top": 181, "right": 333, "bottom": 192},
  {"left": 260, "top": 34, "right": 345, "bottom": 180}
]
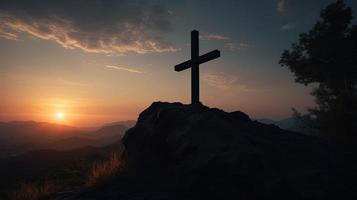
[{"left": 175, "top": 30, "right": 220, "bottom": 104}]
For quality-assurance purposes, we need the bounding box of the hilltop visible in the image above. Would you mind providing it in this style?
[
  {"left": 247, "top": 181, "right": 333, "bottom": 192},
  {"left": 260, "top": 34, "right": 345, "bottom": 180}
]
[{"left": 66, "top": 102, "right": 357, "bottom": 200}]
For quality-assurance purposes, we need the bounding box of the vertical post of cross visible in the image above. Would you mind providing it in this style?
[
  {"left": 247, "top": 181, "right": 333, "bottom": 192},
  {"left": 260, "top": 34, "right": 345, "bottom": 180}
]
[
  {"left": 174, "top": 30, "right": 220, "bottom": 105},
  {"left": 191, "top": 30, "right": 199, "bottom": 104}
]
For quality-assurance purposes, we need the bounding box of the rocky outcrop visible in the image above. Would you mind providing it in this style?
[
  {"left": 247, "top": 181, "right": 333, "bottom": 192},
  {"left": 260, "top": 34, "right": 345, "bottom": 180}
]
[{"left": 77, "top": 102, "right": 357, "bottom": 200}]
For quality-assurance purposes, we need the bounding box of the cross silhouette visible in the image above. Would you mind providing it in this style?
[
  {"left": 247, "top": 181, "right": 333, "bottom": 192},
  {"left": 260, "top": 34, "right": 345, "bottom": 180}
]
[{"left": 175, "top": 30, "right": 220, "bottom": 104}]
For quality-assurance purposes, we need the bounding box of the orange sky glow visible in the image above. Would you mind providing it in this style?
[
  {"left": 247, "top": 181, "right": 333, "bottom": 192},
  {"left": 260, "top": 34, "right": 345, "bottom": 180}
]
[{"left": 2, "top": 0, "right": 338, "bottom": 127}]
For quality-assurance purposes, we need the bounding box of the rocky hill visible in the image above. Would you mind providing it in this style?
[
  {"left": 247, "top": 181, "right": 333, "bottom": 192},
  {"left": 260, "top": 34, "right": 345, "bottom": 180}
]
[{"left": 67, "top": 102, "right": 357, "bottom": 200}]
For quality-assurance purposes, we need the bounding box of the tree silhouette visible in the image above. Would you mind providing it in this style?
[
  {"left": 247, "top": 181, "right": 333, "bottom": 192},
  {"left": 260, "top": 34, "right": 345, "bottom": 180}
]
[{"left": 280, "top": 0, "right": 357, "bottom": 141}]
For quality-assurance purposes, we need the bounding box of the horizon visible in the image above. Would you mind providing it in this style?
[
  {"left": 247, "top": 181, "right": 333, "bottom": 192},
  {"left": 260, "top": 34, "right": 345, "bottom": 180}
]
[
  {"left": 1, "top": 0, "right": 356, "bottom": 127},
  {"left": 0, "top": 118, "right": 137, "bottom": 129},
  {"left": 0, "top": 102, "right": 295, "bottom": 129},
  {"left": 1, "top": 1, "right": 357, "bottom": 199},
  {"left": 0, "top": 106, "right": 294, "bottom": 130}
]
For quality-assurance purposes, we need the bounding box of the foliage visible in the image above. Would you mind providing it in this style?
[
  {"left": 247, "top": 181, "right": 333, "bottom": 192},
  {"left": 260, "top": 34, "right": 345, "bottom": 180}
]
[{"left": 280, "top": 0, "right": 357, "bottom": 141}]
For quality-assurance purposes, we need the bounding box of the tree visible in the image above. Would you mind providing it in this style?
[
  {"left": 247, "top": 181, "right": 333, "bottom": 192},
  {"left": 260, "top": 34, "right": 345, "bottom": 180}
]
[{"left": 279, "top": 0, "right": 357, "bottom": 141}]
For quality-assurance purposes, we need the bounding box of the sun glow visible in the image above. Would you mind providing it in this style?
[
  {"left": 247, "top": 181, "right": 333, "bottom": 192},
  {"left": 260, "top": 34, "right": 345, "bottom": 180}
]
[{"left": 55, "top": 112, "right": 64, "bottom": 120}]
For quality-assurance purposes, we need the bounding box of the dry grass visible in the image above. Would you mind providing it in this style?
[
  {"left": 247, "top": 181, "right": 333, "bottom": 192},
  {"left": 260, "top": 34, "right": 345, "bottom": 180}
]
[
  {"left": 8, "top": 152, "right": 124, "bottom": 199},
  {"left": 10, "top": 181, "right": 54, "bottom": 200},
  {"left": 85, "top": 152, "right": 125, "bottom": 187}
]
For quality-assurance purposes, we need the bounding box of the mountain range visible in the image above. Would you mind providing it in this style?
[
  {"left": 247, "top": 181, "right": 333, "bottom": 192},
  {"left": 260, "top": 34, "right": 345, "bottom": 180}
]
[
  {"left": 0, "top": 120, "right": 135, "bottom": 157},
  {"left": 257, "top": 117, "right": 297, "bottom": 130}
]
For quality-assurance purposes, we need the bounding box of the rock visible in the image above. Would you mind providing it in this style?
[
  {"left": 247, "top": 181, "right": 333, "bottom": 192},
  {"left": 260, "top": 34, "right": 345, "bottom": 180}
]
[
  {"left": 78, "top": 102, "right": 357, "bottom": 200},
  {"left": 120, "top": 102, "right": 349, "bottom": 199}
]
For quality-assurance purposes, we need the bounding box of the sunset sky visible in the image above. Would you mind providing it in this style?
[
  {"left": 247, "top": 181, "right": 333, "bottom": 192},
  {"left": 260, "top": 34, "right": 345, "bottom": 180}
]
[{"left": 1, "top": 0, "right": 356, "bottom": 127}]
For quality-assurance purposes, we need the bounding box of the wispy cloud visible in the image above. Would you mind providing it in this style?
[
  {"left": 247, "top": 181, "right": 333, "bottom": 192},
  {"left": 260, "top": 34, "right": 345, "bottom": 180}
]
[
  {"left": 202, "top": 72, "right": 238, "bottom": 90},
  {"left": 201, "top": 33, "right": 229, "bottom": 41},
  {"left": 277, "top": 0, "right": 286, "bottom": 13},
  {"left": 0, "top": 30, "right": 20, "bottom": 41},
  {"left": 281, "top": 23, "right": 296, "bottom": 31},
  {"left": 224, "top": 42, "right": 251, "bottom": 51},
  {"left": 0, "top": 1, "right": 176, "bottom": 55},
  {"left": 104, "top": 65, "right": 143, "bottom": 74},
  {"left": 199, "top": 32, "right": 251, "bottom": 52}
]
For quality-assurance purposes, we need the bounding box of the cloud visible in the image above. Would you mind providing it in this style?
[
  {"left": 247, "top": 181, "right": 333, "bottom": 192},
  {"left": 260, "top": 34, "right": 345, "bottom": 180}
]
[
  {"left": 105, "top": 65, "right": 143, "bottom": 74},
  {"left": 277, "top": 0, "right": 286, "bottom": 13},
  {"left": 199, "top": 32, "right": 250, "bottom": 52},
  {"left": 0, "top": 29, "right": 19, "bottom": 41},
  {"left": 0, "top": 0, "right": 176, "bottom": 54},
  {"left": 201, "top": 33, "right": 229, "bottom": 41},
  {"left": 202, "top": 72, "right": 238, "bottom": 90},
  {"left": 281, "top": 23, "right": 296, "bottom": 31},
  {"left": 224, "top": 42, "right": 251, "bottom": 51}
]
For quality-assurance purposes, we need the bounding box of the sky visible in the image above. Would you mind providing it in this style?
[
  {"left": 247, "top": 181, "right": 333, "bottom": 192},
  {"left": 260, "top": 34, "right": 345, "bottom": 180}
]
[{"left": 0, "top": 0, "right": 356, "bottom": 127}]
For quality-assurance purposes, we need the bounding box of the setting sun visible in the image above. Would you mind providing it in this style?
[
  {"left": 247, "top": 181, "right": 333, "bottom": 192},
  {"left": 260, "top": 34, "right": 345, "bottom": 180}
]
[
  {"left": 55, "top": 112, "right": 64, "bottom": 120},
  {"left": 1, "top": 1, "right": 357, "bottom": 199}
]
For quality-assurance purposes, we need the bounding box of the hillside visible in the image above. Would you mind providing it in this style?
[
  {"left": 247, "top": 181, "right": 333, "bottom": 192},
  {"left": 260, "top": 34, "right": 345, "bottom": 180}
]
[
  {"left": 69, "top": 102, "right": 357, "bottom": 200},
  {"left": 0, "top": 140, "right": 125, "bottom": 199}
]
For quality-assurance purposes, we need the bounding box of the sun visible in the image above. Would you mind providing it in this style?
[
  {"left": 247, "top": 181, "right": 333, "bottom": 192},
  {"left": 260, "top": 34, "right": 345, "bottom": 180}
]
[{"left": 55, "top": 112, "right": 64, "bottom": 120}]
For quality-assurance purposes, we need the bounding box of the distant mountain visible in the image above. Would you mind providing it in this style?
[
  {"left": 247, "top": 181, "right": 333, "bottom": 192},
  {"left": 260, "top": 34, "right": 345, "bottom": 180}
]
[
  {"left": 257, "top": 117, "right": 297, "bottom": 130},
  {"left": 0, "top": 121, "right": 81, "bottom": 143},
  {"left": 102, "top": 120, "right": 136, "bottom": 129},
  {"left": 274, "top": 117, "right": 297, "bottom": 130},
  {"left": 256, "top": 117, "right": 318, "bottom": 135},
  {"left": 0, "top": 121, "right": 127, "bottom": 198},
  {"left": 0, "top": 120, "right": 131, "bottom": 157},
  {"left": 43, "top": 137, "right": 98, "bottom": 151},
  {"left": 256, "top": 118, "right": 276, "bottom": 125},
  {"left": 0, "top": 121, "right": 83, "bottom": 157},
  {"left": 91, "top": 124, "right": 128, "bottom": 139}
]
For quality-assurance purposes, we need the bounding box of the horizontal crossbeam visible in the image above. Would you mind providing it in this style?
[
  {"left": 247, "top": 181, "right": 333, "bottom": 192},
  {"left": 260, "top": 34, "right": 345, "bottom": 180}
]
[{"left": 175, "top": 50, "right": 220, "bottom": 72}]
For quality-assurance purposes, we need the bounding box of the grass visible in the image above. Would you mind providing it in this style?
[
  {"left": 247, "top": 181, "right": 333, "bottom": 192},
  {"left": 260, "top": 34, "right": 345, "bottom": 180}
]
[
  {"left": 85, "top": 152, "right": 125, "bottom": 187},
  {"left": 10, "top": 181, "right": 54, "bottom": 200},
  {"left": 6, "top": 151, "right": 124, "bottom": 199}
]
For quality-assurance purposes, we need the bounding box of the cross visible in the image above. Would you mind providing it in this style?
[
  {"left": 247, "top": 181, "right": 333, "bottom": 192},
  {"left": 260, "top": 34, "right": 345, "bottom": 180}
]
[{"left": 175, "top": 30, "right": 220, "bottom": 104}]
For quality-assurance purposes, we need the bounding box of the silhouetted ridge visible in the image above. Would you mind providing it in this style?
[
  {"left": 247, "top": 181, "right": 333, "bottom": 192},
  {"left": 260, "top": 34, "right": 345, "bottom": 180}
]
[
  {"left": 77, "top": 102, "right": 357, "bottom": 200},
  {"left": 119, "top": 102, "right": 346, "bottom": 200}
]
